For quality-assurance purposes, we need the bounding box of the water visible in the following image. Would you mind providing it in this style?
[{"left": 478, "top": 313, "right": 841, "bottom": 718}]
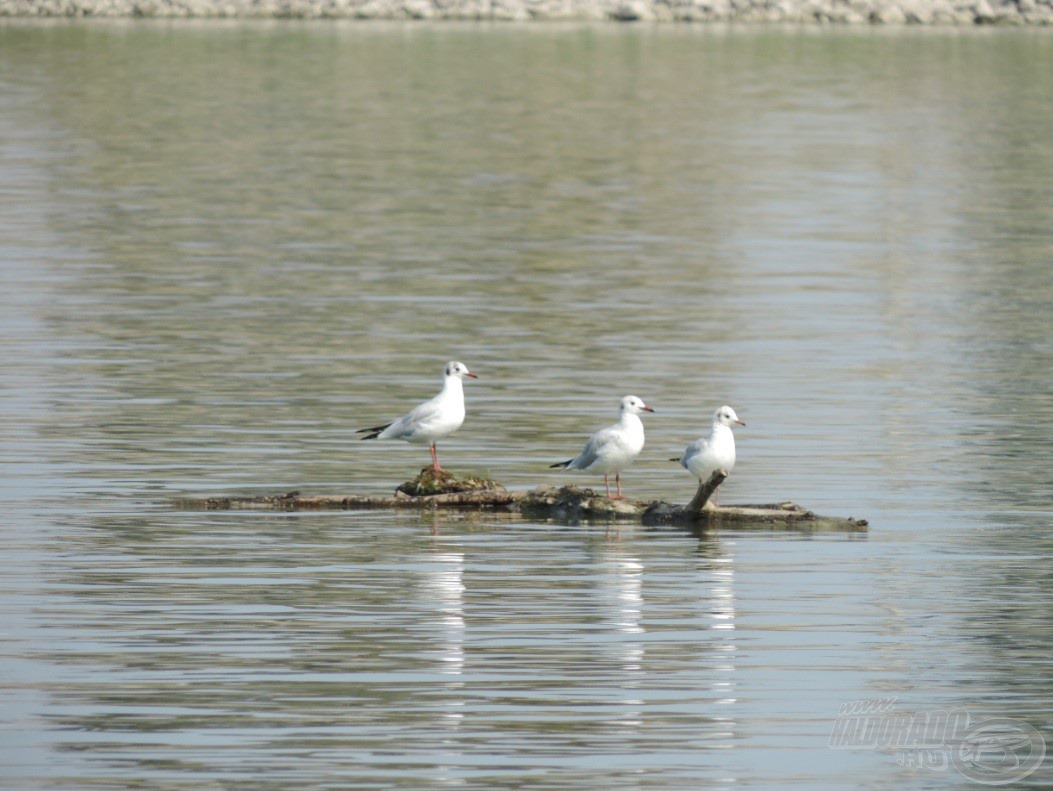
[{"left": 1, "top": 20, "right": 1052, "bottom": 790}]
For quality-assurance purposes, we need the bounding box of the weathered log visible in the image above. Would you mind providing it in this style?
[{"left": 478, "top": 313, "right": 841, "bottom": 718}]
[
  {"left": 685, "top": 468, "right": 727, "bottom": 513},
  {"left": 510, "top": 469, "right": 724, "bottom": 523},
  {"left": 174, "top": 468, "right": 866, "bottom": 531},
  {"left": 175, "top": 487, "right": 524, "bottom": 512}
]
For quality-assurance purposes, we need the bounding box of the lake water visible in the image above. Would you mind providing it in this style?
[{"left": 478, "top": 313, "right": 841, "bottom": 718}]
[{"left": 1, "top": 20, "right": 1051, "bottom": 790}]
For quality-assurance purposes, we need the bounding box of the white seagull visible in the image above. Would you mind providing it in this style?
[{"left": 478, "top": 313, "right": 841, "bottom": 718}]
[
  {"left": 357, "top": 361, "right": 478, "bottom": 471},
  {"left": 672, "top": 405, "right": 745, "bottom": 492},
  {"left": 550, "top": 395, "right": 655, "bottom": 500}
]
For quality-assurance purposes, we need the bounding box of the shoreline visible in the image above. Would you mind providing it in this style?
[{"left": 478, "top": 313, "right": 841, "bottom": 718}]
[{"left": 1, "top": 0, "right": 1050, "bottom": 25}]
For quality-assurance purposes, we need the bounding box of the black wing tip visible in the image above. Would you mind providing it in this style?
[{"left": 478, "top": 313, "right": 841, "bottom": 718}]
[
  {"left": 357, "top": 423, "right": 391, "bottom": 441},
  {"left": 669, "top": 457, "right": 681, "bottom": 462},
  {"left": 549, "top": 460, "right": 571, "bottom": 469}
]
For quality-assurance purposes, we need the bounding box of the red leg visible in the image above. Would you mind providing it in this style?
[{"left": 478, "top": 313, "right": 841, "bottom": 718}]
[
  {"left": 430, "top": 443, "right": 443, "bottom": 471},
  {"left": 613, "top": 473, "right": 624, "bottom": 500},
  {"left": 603, "top": 474, "right": 611, "bottom": 499}
]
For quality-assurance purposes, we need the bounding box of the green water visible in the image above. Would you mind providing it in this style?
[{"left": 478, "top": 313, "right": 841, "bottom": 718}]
[{"left": 1, "top": 21, "right": 1051, "bottom": 790}]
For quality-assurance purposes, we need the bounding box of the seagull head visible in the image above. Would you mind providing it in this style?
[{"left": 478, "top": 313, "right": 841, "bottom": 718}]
[
  {"left": 445, "top": 361, "right": 478, "bottom": 380},
  {"left": 621, "top": 395, "right": 655, "bottom": 415},
  {"left": 714, "top": 405, "right": 745, "bottom": 427}
]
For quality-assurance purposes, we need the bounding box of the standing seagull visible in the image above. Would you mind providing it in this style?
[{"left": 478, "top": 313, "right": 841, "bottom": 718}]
[
  {"left": 550, "top": 395, "right": 655, "bottom": 500},
  {"left": 357, "top": 361, "right": 478, "bottom": 471},
  {"left": 672, "top": 406, "right": 746, "bottom": 494}
]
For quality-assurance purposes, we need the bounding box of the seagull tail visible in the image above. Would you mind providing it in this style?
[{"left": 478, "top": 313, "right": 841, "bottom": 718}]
[
  {"left": 357, "top": 423, "right": 392, "bottom": 441},
  {"left": 549, "top": 459, "right": 572, "bottom": 469}
]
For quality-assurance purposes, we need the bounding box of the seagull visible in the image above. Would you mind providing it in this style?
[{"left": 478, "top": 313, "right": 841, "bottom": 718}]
[
  {"left": 671, "top": 405, "right": 745, "bottom": 496},
  {"left": 550, "top": 395, "right": 655, "bottom": 500},
  {"left": 357, "top": 361, "right": 478, "bottom": 471}
]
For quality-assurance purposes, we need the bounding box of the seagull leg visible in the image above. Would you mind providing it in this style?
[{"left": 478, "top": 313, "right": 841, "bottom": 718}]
[
  {"left": 612, "top": 473, "right": 625, "bottom": 500},
  {"left": 430, "top": 443, "right": 443, "bottom": 472},
  {"left": 603, "top": 474, "right": 612, "bottom": 499}
]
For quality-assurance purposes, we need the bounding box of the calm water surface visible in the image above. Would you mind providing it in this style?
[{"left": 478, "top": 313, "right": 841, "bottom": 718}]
[{"left": 1, "top": 21, "right": 1051, "bottom": 790}]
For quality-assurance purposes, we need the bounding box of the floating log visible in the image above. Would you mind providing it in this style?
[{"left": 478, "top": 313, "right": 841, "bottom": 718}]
[{"left": 174, "top": 468, "right": 867, "bottom": 531}]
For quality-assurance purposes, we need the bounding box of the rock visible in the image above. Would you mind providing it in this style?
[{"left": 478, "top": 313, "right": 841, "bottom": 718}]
[
  {"left": 900, "top": 0, "right": 935, "bottom": 23},
  {"left": 610, "top": 0, "right": 650, "bottom": 19},
  {"left": 871, "top": 3, "right": 907, "bottom": 21},
  {"left": 972, "top": 0, "right": 994, "bottom": 20}
]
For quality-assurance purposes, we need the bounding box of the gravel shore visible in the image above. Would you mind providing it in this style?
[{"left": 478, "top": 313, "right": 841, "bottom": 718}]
[{"left": 1, "top": 0, "right": 1050, "bottom": 23}]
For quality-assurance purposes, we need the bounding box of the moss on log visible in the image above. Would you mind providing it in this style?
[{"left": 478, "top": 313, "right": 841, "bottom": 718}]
[{"left": 174, "top": 468, "right": 867, "bottom": 531}]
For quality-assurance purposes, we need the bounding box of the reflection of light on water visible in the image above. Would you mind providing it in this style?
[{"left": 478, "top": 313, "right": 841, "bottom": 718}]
[
  {"left": 419, "top": 552, "right": 465, "bottom": 677},
  {"left": 438, "top": 699, "right": 465, "bottom": 732},
  {"left": 711, "top": 557, "right": 735, "bottom": 630},
  {"left": 614, "top": 558, "right": 644, "bottom": 631},
  {"left": 598, "top": 549, "right": 646, "bottom": 733},
  {"left": 607, "top": 555, "right": 645, "bottom": 670},
  {"left": 418, "top": 548, "right": 467, "bottom": 780},
  {"left": 710, "top": 555, "right": 737, "bottom": 706}
]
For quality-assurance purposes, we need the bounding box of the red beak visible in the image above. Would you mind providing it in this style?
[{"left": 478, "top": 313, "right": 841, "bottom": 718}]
[
  {"left": 466, "top": 371, "right": 479, "bottom": 379},
  {"left": 735, "top": 419, "right": 746, "bottom": 426},
  {"left": 643, "top": 405, "right": 655, "bottom": 413}
]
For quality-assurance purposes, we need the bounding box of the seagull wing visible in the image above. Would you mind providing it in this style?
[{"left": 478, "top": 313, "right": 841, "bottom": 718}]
[
  {"left": 679, "top": 436, "right": 710, "bottom": 469},
  {"left": 569, "top": 425, "right": 620, "bottom": 470},
  {"left": 379, "top": 394, "right": 445, "bottom": 439}
]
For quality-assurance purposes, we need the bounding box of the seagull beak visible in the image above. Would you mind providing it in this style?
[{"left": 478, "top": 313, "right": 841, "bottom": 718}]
[
  {"left": 466, "top": 371, "right": 479, "bottom": 379},
  {"left": 735, "top": 419, "right": 746, "bottom": 426},
  {"left": 643, "top": 405, "right": 655, "bottom": 413}
]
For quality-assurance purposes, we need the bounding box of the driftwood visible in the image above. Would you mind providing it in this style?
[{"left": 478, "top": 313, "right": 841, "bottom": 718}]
[{"left": 174, "top": 469, "right": 867, "bottom": 531}]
